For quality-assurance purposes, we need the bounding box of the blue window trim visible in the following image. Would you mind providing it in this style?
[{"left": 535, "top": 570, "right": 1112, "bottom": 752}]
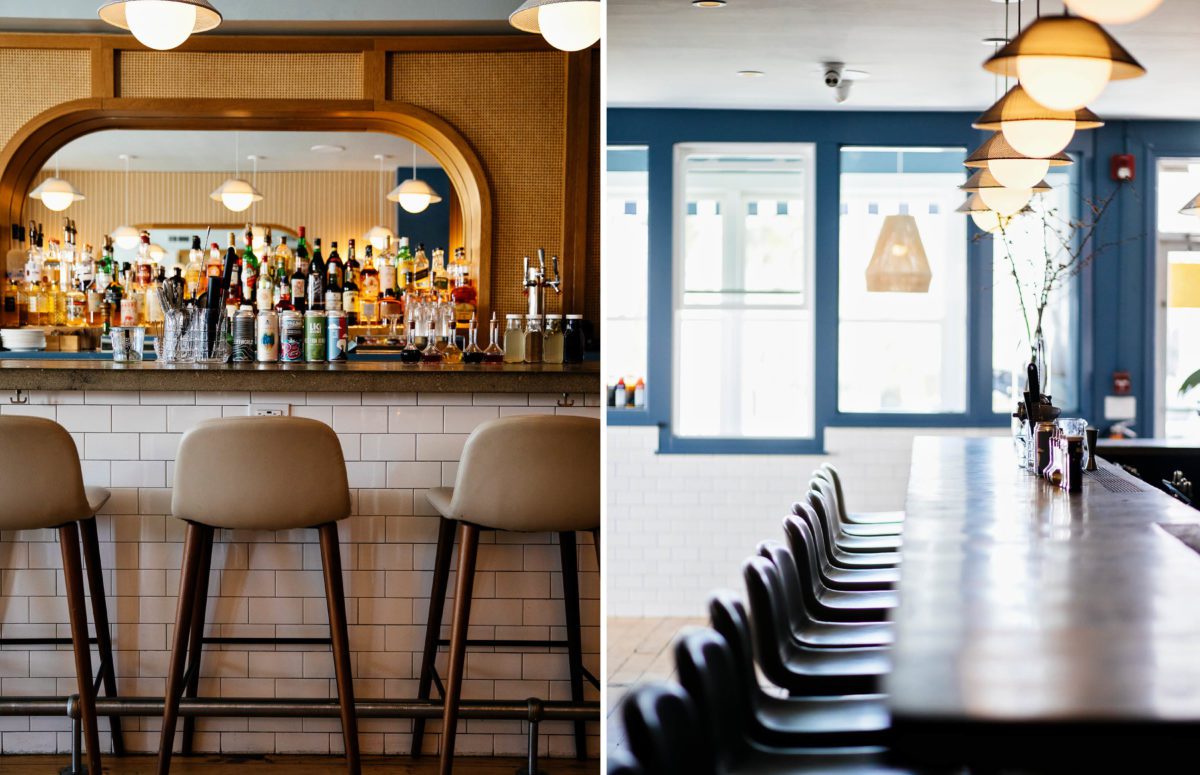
[{"left": 607, "top": 108, "right": 1099, "bottom": 453}]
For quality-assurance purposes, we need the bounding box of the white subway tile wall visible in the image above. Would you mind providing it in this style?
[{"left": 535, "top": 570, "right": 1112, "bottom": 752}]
[
  {"left": 606, "top": 425, "right": 1006, "bottom": 618},
  {"left": 0, "top": 390, "right": 601, "bottom": 759}
]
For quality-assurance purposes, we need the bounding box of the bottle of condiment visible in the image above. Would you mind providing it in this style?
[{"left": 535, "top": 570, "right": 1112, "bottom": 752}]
[
  {"left": 563, "top": 314, "right": 585, "bottom": 364},
  {"left": 503, "top": 314, "right": 525, "bottom": 363},
  {"left": 542, "top": 314, "right": 564, "bottom": 364}
]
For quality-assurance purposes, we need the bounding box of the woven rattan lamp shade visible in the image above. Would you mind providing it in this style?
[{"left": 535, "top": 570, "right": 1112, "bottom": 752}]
[
  {"left": 974, "top": 86, "right": 1104, "bottom": 131},
  {"left": 965, "top": 133, "right": 1072, "bottom": 168},
  {"left": 865, "top": 215, "right": 932, "bottom": 293},
  {"left": 965, "top": 132, "right": 1072, "bottom": 189},
  {"left": 983, "top": 16, "right": 1145, "bottom": 81},
  {"left": 98, "top": 0, "right": 222, "bottom": 33}
]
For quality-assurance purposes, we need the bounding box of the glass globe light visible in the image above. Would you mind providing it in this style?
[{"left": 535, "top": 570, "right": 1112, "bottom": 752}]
[
  {"left": 388, "top": 179, "right": 442, "bottom": 215},
  {"left": 988, "top": 158, "right": 1051, "bottom": 190},
  {"left": 1001, "top": 118, "right": 1078, "bottom": 158},
  {"left": 365, "top": 226, "right": 394, "bottom": 252},
  {"left": 509, "top": 0, "right": 601, "bottom": 52},
  {"left": 98, "top": 0, "right": 223, "bottom": 52},
  {"left": 1017, "top": 56, "right": 1113, "bottom": 111},
  {"left": 1063, "top": 0, "right": 1163, "bottom": 24},
  {"left": 112, "top": 226, "right": 141, "bottom": 251},
  {"left": 29, "top": 177, "right": 85, "bottom": 212},
  {"left": 979, "top": 186, "right": 1033, "bottom": 217},
  {"left": 971, "top": 209, "right": 1009, "bottom": 234},
  {"left": 210, "top": 178, "right": 262, "bottom": 214}
]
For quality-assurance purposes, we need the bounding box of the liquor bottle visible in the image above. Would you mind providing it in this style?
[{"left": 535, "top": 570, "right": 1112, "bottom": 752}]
[
  {"left": 290, "top": 257, "right": 307, "bottom": 314},
  {"left": 307, "top": 238, "right": 326, "bottom": 312},
  {"left": 135, "top": 231, "right": 153, "bottom": 288},
  {"left": 345, "top": 239, "right": 360, "bottom": 287},
  {"left": 257, "top": 253, "right": 274, "bottom": 313},
  {"left": 400, "top": 320, "right": 422, "bottom": 363},
  {"left": 226, "top": 255, "right": 243, "bottom": 320},
  {"left": 274, "top": 280, "right": 294, "bottom": 312},
  {"left": 103, "top": 260, "right": 124, "bottom": 330},
  {"left": 342, "top": 270, "right": 359, "bottom": 326},
  {"left": 432, "top": 248, "right": 450, "bottom": 299},
  {"left": 483, "top": 312, "right": 504, "bottom": 364},
  {"left": 294, "top": 227, "right": 310, "bottom": 275},
  {"left": 275, "top": 234, "right": 293, "bottom": 275},
  {"left": 397, "top": 236, "right": 414, "bottom": 280},
  {"left": 326, "top": 241, "right": 344, "bottom": 291},
  {"left": 378, "top": 242, "right": 397, "bottom": 301},
  {"left": 146, "top": 267, "right": 165, "bottom": 325},
  {"left": 89, "top": 240, "right": 112, "bottom": 327},
  {"left": 65, "top": 269, "right": 86, "bottom": 328},
  {"left": 2, "top": 274, "right": 18, "bottom": 328},
  {"left": 414, "top": 243, "right": 430, "bottom": 290},
  {"left": 204, "top": 241, "right": 223, "bottom": 296},
  {"left": 76, "top": 239, "right": 95, "bottom": 295},
  {"left": 451, "top": 249, "right": 477, "bottom": 333},
  {"left": 241, "top": 227, "right": 259, "bottom": 309},
  {"left": 359, "top": 245, "right": 380, "bottom": 324},
  {"left": 462, "top": 314, "right": 484, "bottom": 363},
  {"left": 185, "top": 236, "right": 203, "bottom": 300}
]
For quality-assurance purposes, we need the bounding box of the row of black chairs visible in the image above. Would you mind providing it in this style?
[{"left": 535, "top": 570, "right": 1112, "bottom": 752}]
[{"left": 610, "top": 464, "right": 938, "bottom": 774}]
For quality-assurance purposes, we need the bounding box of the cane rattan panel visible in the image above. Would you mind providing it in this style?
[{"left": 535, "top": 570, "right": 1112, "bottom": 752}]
[
  {"left": 0, "top": 49, "right": 90, "bottom": 151},
  {"left": 119, "top": 51, "right": 363, "bottom": 100},
  {"left": 392, "top": 51, "right": 566, "bottom": 317}
]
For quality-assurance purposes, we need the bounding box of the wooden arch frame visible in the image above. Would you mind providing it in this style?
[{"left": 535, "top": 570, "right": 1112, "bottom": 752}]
[{"left": 0, "top": 97, "right": 494, "bottom": 317}]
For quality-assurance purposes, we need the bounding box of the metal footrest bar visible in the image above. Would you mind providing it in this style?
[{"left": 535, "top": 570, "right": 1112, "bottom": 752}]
[
  {"left": 199, "top": 637, "right": 332, "bottom": 646},
  {"left": 436, "top": 638, "right": 570, "bottom": 649},
  {"left": 0, "top": 637, "right": 99, "bottom": 646}
]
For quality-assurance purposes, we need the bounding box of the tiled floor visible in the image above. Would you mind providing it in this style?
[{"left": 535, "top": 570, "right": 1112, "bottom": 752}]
[{"left": 605, "top": 617, "right": 701, "bottom": 751}]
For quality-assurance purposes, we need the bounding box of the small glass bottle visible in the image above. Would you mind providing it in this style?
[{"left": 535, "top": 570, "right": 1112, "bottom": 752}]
[
  {"left": 563, "top": 314, "right": 585, "bottom": 364},
  {"left": 441, "top": 322, "right": 463, "bottom": 364},
  {"left": 421, "top": 335, "right": 443, "bottom": 363},
  {"left": 502, "top": 313, "right": 525, "bottom": 363},
  {"left": 542, "top": 313, "right": 564, "bottom": 364},
  {"left": 400, "top": 320, "right": 422, "bottom": 364},
  {"left": 524, "top": 315, "right": 543, "bottom": 364},
  {"left": 463, "top": 314, "right": 485, "bottom": 364},
  {"left": 483, "top": 312, "right": 505, "bottom": 364}
]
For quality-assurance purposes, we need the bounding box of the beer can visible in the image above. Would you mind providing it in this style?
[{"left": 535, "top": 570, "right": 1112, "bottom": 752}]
[
  {"left": 256, "top": 310, "right": 279, "bottom": 363},
  {"left": 326, "top": 309, "right": 348, "bottom": 362},
  {"left": 280, "top": 310, "right": 303, "bottom": 363},
  {"left": 232, "top": 306, "right": 255, "bottom": 362},
  {"left": 304, "top": 310, "right": 326, "bottom": 363}
]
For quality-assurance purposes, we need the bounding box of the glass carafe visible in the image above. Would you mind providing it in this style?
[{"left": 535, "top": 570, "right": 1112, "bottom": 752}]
[
  {"left": 463, "top": 314, "right": 484, "bottom": 364},
  {"left": 503, "top": 314, "right": 525, "bottom": 363},
  {"left": 483, "top": 312, "right": 504, "bottom": 364},
  {"left": 542, "top": 314, "right": 564, "bottom": 364},
  {"left": 524, "top": 315, "right": 543, "bottom": 364}
]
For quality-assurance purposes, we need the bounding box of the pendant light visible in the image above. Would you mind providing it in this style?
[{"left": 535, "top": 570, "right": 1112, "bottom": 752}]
[
  {"left": 210, "top": 132, "right": 263, "bottom": 214},
  {"left": 98, "top": 0, "right": 222, "bottom": 51},
  {"left": 29, "top": 154, "right": 85, "bottom": 213},
  {"left": 957, "top": 194, "right": 1012, "bottom": 235},
  {"left": 865, "top": 215, "right": 932, "bottom": 293},
  {"left": 965, "top": 132, "right": 1073, "bottom": 189},
  {"left": 388, "top": 143, "right": 443, "bottom": 215},
  {"left": 974, "top": 85, "right": 1103, "bottom": 158},
  {"left": 984, "top": 14, "right": 1145, "bottom": 111},
  {"left": 1179, "top": 193, "right": 1200, "bottom": 216},
  {"left": 509, "top": 0, "right": 601, "bottom": 52},
  {"left": 961, "top": 169, "right": 1052, "bottom": 216},
  {"left": 111, "top": 154, "right": 140, "bottom": 251},
  {"left": 1063, "top": 0, "right": 1163, "bottom": 25},
  {"left": 365, "top": 154, "right": 395, "bottom": 252}
]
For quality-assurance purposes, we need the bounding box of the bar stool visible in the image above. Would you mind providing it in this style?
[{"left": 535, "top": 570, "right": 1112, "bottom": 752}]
[
  {"left": 159, "top": 417, "right": 359, "bottom": 775},
  {"left": 413, "top": 415, "right": 600, "bottom": 774},
  {"left": 818, "top": 463, "right": 905, "bottom": 526},
  {"left": 0, "top": 416, "right": 125, "bottom": 775},
  {"left": 810, "top": 478, "right": 901, "bottom": 553}
]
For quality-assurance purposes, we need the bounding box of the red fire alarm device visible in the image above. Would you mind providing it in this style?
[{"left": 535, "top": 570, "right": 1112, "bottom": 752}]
[{"left": 1111, "top": 154, "right": 1135, "bottom": 182}]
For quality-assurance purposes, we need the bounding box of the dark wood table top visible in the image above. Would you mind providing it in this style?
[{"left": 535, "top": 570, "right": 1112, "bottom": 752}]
[{"left": 887, "top": 436, "right": 1200, "bottom": 766}]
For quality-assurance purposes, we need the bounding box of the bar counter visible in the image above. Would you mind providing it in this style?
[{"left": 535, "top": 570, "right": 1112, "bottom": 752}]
[{"left": 889, "top": 436, "right": 1200, "bottom": 768}]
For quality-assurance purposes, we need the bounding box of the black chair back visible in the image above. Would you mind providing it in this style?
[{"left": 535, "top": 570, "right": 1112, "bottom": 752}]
[
  {"left": 708, "top": 591, "right": 762, "bottom": 711},
  {"left": 759, "top": 536, "right": 823, "bottom": 621},
  {"left": 811, "top": 477, "right": 848, "bottom": 537},
  {"left": 674, "top": 627, "right": 753, "bottom": 767},
  {"left": 620, "top": 681, "right": 715, "bottom": 775},
  {"left": 606, "top": 747, "right": 645, "bottom": 775},
  {"left": 819, "top": 462, "right": 850, "bottom": 517},
  {"left": 743, "top": 555, "right": 804, "bottom": 688}
]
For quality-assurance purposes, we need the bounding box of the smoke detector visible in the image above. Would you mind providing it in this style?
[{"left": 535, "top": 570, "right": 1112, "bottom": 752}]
[{"left": 822, "top": 63, "right": 869, "bottom": 104}]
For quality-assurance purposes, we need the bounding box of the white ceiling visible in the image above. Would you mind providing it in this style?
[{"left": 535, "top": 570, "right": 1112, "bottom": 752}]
[
  {"left": 47, "top": 131, "right": 441, "bottom": 172},
  {"left": 607, "top": 0, "right": 1200, "bottom": 118},
  {"left": 0, "top": 0, "right": 523, "bottom": 34}
]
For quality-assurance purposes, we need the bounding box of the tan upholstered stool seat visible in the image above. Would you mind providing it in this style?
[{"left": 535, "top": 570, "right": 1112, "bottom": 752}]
[
  {"left": 86, "top": 487, "right": 111, "bottom": 516},
  {"left": 172, "top": 416, "right": 351, "bottom": 530}
]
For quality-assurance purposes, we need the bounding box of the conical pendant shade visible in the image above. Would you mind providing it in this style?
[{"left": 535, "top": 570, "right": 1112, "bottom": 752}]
[
  {"left": 210, "top": 178, "right": 262, "bottom": 213},
  {"left": 29, "top": 176, "right": 85, "bottom": 212},
  {"left": 98, "top": 0, "right": 222, "bottom": 50},
  {"left": 965, "top": 132, "right": 1073, "bottom": 189},
  {"left": 865, "top": 215, "right": 932, "bottom": 293},
  {"left": 1179, "top": 192, "right": 1200, "bottom": 216},
  {"left": 510, "top": 0, "right": 601, "bottom": 51},
  {"left": 956, "top": 193, "right": 1020, "bottom": 234},
  {"left": 961, "top": 169, "right": 1052, "bottom": 216},
  {"left": 974, "top": 85, "right": 1103, "bottom": 158}
]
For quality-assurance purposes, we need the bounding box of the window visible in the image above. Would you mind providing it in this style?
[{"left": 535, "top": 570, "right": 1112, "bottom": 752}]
[
  {"left": 991, "top": 164, "right": 1079, "bottom": 414},
  {"left": 604, "top": 146, "right": 650, "bottom": 397},
  {"left": 673, "top": 144, "right": 816, "bottom": 438},
  {"left": 1155, "top": 159, "right": 1200, "bottom": 438},
  {"left": 838, "top": 147, "right": 968, "bottom": 414}
]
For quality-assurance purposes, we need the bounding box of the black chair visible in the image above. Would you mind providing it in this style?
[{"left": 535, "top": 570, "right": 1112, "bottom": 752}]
[
  {"left": 621, "top": 681, "right": 913, "bottom": 775},
  {"left": 784, "top": 511, "right": 898, "bottom": 592},
  {"left": 799, "top": 493, "right": 901, "bottom": 569},
  {"left": 810, "top": 478, "right": 902, "bottom": 553},
  {"left": 813, "top": 468, "right": 903, "bottom": 537},
  {"left": 705, "top": 593, "right": 891, "bottom": 749},
  {"left": 606, "top": 748, "right": 644, "bottom": 775},
  {"left": 759, "top": 539, "right": 896, "bottom": 622},
  {"left": 742, "top": 555, "right": 889, "bottom": 695},
  {"left": 820, "top": 463, "right": 906, "bottom": 526}
]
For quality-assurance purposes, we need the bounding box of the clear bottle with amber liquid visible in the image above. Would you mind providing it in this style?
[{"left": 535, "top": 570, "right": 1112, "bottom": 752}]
[
  {"left": 359, "top": 246, "right": 380, "bottom": 324},
  {"left": 483, "top": 312, "right": 505, "bottom": 364}
]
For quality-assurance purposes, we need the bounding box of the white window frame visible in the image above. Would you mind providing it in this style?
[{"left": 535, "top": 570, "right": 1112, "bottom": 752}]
[{"left": 671, "top": 142, "right": 817, "bottom": 439}]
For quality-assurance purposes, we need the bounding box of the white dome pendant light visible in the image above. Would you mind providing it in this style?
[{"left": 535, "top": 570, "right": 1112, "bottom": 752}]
[
  {"left": 29, "top": 154, "right": 85, "bottom": 213},
  {"left": 965, "top": 132, "right": 1073, "bottom": 190},
  {"left": 365, "top": 154, "right": 395, "bottom": 252},
  {"left": 961, "top": 168, "right": 1052, "bottom": 217},
  {"left": 111, "top": 154, "right": 140, "bottom": 251},
  {"left": 975, "top": 85, "right": 1104, "bottom": 158},
  {"left": 957, "top": 194, "right": 1013, "bottom": 235},
  {"left": 210, "top": 132, "right": 263, "bottom": 214},
  {"left": 388, "top": 143, "right": 443, "bottom": 215},
  {"left": 509, "top": 0, "right": 601, "bottom": 52},
  {"left": 98, "top": 0, "right": 222, "bottom": 51},
  {"left": 984, "top": 14, "right": 1145, "bottom": 111},
  {"left": 1063, "top": 0, "right": 1163, "bottom": 25}
]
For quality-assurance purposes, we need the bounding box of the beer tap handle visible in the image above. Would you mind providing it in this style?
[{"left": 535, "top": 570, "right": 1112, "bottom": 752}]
[
  {"left": 523, "top": 255, "right": 531, "bottom": 287},
  {"left": 550, "top": 255, "right": 562, "bottom": 292},
  {"left": 537, "top": 247, "right": 546, "bottom": 276}
]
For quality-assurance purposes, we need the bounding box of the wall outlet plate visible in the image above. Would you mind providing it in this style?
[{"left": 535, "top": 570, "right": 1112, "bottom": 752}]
[{"left": 250, "top": 404, "right": 290, "bottom": 417}]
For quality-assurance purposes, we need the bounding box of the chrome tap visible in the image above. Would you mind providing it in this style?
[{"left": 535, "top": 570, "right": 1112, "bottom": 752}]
[{"left": 523, "top": 247, "right": 562, "bottom": 318}]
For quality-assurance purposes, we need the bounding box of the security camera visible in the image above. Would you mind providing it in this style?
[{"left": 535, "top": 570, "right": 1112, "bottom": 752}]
[
  {"left": 821, "top": 62, "right": 869, "bottom": 104},
  {"left": 835, "top": 82, "right": 852, "bottom": 104},
  {"left": 824, "top": 67, "right": 843, "bottom": 88}
]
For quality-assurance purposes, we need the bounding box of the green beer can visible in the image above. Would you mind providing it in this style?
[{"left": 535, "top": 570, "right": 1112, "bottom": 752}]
[{"left": 305, "top": 310, "right": 327, "bottom": 362}]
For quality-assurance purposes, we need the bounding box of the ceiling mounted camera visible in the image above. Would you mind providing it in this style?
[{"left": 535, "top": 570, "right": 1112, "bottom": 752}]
[{"left": 822, "top": 63, "right": 869, "bottom": 104}]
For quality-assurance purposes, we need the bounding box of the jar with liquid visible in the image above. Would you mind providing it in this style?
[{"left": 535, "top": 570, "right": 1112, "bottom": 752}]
[
  {"left": 524, "top": 315, "right": 543, "bottom": 364},
  {"left": 563, "top": 314, "right": 585, "bottom": 364},
  {"left": 502, "top": 314, "right": 525, "bottom": 363},
  {"left": 542, "top": 314, "right": 564, "bottom": 364}
]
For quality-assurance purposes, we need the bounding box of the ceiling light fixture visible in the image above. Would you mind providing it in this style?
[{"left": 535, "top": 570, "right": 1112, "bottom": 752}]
[
  {"left": 210, "top": 133, "right": 263, "bottom": 213},
  {"left": 957, "top": 193, "right": 1013, "bottom": 235},
  {"left": 1063, "top": 0, "right": 1163, "bottom": 25},
  {"left": 961, "top": 168, "right": 1052, "bottom": 216},
  {"left": 965, "top": 131, "right": 1073, "bottom": 189},
  {"left": 974, "top": 84, "right": 1104, "bottom": 158},
  {"left": 509, "top": 0, "right": 601, "bottom": 52},
  {"left": 310, "top": 144, "right": 346, "bottom": 154},
  {"left": 692, "top": 0, "right": 727, "bottom": 6},
  {"left": 29, "top": 154, "right": 85, "bottom": 212},
  {"left": 366, "top": 154, "right": 396, "bottom": 252},
  {"left": 737, "top": 70, "right": 765, "bottom": 78},
  {"left": 388, "top": 142, "right": 443, "bottom": 215},
  {"left": 98, "top": 0, "right": 222, "bottom": 51},
  {"left": 111, "top": 154, "right": 140, "bottom": 251},
  {"left": 865, "top": 214, "right": 933, "bottom": 293},
  {"left": 983, "top": 14, "right": 1145, "bottom": 111}
]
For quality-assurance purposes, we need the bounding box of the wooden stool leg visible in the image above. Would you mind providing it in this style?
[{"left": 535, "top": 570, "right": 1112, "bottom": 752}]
[
  {"left": 438, "top": 522, "right": 479, "bottom": 775},
  {"left": 78, "top": 515, "right": 125, "bottom": 757},
  {"left": 413, "top": 515, "right": 457, "bottom": 756},
  {"left": 180, "top": 530, "right": 214, "bottom": 756},
  {"left": 60, "top": 521, "right": 101, "bottom": 775},
  {"left": 158, "top": 522, "right": 207, "bottom": 775},
  {"left": 559, "top": 531, "right": 587, "bottom": 759},
  {"left": 319, "top": 523, "right": 361, "bottom": 775}
]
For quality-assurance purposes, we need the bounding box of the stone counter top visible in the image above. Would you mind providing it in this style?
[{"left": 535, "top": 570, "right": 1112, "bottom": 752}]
[{"left": 0, "top": 359, "right": 600, "bottom": 393}]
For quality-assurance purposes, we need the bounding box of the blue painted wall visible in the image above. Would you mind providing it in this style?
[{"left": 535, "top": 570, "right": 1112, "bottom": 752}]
[
  {"left": 394, "top": 167, "right": 452, "bottom": 255},
  {"left": 609, "top": 106, "right": 1194, "bottom": 448}
]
